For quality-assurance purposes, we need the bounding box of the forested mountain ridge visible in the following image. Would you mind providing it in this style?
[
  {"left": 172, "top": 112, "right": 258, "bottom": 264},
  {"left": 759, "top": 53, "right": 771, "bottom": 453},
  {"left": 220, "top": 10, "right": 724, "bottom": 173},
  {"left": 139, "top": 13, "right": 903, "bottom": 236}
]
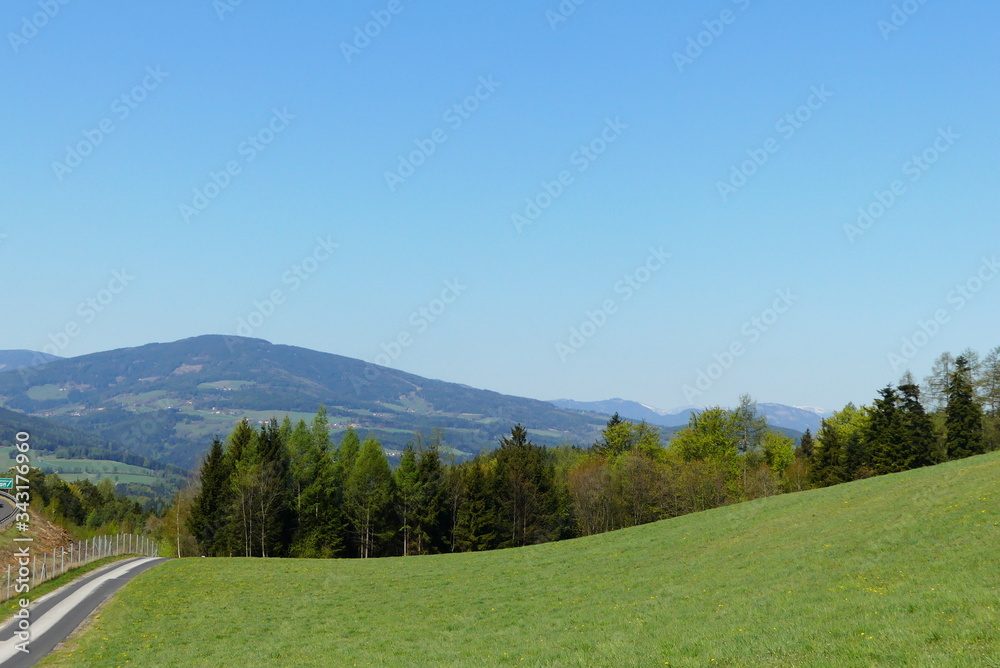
[
  {"left": 0, "top": 349, "right": 61, "bottom": 372},
  {"left": 0, "top": 335, "right": 614, "bottom": 468}
]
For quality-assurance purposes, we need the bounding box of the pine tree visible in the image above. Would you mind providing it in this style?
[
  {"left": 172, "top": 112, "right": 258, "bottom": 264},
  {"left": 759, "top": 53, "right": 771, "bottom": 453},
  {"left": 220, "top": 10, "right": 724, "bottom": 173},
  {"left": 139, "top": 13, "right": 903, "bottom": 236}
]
[
  {"left": 797, "top": 429, "right": 814, "bottom": 461},
  {"left": 252, "top": 418, "right": 293, "bottom": 557},
  {"left": 809, "top": 418, "right": 846, "bottom": 487},
  {"left": 898, "top": 382, "right": 936, "bottom": 468},
  {"left": 946, "top": 356, "right": 985, "bottom": 459},
  {"left": 494, "top": 425, "right": 559, "bottom": 547},
  {"left": 187, "top": 437, "right": 231, "bottom": 556},
  {"left": 868, "top": 386, "right": 906, "bottom": 475},
  {"left": 414, "top": 440, "right": 447, "bottom": 554},
  {"left": 453, "top": 459, "right": 499, "bottom": 552}
]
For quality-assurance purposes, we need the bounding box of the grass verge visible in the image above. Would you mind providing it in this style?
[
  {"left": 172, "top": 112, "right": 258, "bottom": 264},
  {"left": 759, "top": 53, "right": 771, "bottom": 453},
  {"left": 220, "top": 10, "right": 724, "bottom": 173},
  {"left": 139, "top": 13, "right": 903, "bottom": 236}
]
[{"left": 1, "top": 556, "right": 141, "bottom": 624}]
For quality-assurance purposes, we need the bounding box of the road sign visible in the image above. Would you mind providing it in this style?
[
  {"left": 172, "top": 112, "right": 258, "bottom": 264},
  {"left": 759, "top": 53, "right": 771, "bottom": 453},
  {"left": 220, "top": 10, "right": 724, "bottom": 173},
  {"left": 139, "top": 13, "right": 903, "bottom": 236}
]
[{"left": 0, "top": 478, "right": 13, "bottom": 490}]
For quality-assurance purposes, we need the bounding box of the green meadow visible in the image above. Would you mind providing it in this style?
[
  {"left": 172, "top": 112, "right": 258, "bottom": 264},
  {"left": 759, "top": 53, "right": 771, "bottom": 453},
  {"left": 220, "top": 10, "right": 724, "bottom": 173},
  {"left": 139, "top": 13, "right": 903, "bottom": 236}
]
[{"left": 44, "top": 452, "right": 999, "bottom": 667}]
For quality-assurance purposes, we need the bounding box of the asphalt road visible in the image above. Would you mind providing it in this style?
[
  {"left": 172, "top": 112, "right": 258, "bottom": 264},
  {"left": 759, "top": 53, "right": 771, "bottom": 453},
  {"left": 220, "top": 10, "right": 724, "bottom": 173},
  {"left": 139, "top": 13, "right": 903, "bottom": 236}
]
[
  {"left": 0, "top": 556, "right": 166, "bottom": 667},
  {"left": 0, "top": 492, "right": 16, "bottom": 528}
]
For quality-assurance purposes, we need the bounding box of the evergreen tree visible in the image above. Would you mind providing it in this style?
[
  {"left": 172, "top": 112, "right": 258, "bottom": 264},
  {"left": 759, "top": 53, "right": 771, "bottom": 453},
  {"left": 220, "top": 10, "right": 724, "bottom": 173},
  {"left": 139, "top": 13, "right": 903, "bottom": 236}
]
[
  {"left": 494, "top": 425, "right": 559, "bottom": 548},
  {"left": 453, "top": 459, "right": 499, "bottom": 552},
  {"left": 187, "top": 437, "right": 231, "bottom": 556},
  {"left": 252, "top": 418, "right": 293, "bottom": 557},
  {"left": 797, "top": 429, "right": 814, "bottom": 461},
  {"left": 810, "top": 418, "right": 847, "bottom": 487},
  {"left": 945, "top": 355, "right": 985, "bottom": 459},
  {"left": 414, "top": 440, "right": 447, "bottom": 554},
  {"left": 898, "top": 382, "right": 936, "bottom": 468},
  {"left": 868, "top": 386, "right": 906, "bottom": 475}
]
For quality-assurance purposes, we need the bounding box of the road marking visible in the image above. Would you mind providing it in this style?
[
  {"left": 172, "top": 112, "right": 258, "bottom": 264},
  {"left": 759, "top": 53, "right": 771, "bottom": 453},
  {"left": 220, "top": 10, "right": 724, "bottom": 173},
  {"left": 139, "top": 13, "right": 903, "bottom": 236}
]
[{"left": 0, "top": 557, "right": 159, "bottom": 663}]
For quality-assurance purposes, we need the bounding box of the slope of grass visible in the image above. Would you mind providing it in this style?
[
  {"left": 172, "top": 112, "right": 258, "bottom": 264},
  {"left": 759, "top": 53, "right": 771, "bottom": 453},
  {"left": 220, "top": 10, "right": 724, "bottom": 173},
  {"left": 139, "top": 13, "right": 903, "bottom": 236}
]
[{"left": 44, "top": 453, "right": 1000, "bottom": 667}]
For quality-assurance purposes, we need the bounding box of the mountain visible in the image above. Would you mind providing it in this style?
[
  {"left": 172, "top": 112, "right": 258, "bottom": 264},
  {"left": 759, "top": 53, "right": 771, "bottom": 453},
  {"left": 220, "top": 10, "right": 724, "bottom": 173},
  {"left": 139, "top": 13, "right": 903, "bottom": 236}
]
[
  {"left": 0, "top": 336, "right": 615, "bottom": 468},
  {"left": 0, "top": 350, "right": 61, "bottom": 373},
  {"left": 756, "top": 403, "right": 830, "bottom": 434},
  {"left": 547, "top": 398, "right": 672, "bottom": 426},
  {"left": 549, "top": 398, "right": 827, "bottom": 437}
]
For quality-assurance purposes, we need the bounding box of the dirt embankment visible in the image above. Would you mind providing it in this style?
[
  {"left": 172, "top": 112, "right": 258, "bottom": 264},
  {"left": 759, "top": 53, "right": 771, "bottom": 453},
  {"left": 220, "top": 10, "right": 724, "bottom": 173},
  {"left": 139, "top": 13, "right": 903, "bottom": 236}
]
[{"left": 0, "top": 507, "right": 72, "bottom": 568}]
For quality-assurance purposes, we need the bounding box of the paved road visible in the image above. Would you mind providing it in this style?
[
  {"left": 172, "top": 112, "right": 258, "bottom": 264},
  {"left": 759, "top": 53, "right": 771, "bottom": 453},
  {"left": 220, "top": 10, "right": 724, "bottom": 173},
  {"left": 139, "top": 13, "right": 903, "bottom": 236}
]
[
  {"left": 0, "top": 557, "right": 167, "bottom": 667},
  {"left": 0, "top": 492, "right": 16, "bottom": 528}
]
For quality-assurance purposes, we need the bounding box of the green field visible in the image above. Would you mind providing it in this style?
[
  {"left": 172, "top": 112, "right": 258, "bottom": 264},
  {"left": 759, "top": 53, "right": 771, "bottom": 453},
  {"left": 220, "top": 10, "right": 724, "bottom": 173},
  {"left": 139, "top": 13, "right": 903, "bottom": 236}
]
[
  {"left": 26, "top": 384, "right": 70, "bottom": 401},
  {"left": 44, "top": 453, "right": 1000, "bottom": 667},
  {"left": 0, "top": 452, "right": 168, "bottom": 486}
]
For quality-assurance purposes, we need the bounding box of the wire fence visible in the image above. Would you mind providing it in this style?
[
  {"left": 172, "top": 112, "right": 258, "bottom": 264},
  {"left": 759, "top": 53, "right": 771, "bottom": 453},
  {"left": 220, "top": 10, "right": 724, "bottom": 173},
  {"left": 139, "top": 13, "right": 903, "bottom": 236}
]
[{"left": 3, "top": 533, "right": 159, "bottom": 603}]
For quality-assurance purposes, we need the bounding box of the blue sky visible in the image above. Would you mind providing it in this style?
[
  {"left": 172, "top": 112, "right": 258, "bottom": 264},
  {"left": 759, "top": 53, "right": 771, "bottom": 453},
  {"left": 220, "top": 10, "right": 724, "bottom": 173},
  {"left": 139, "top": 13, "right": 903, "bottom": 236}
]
[{"left": 2, "top": 0, "right": 998, "bottom": 413}]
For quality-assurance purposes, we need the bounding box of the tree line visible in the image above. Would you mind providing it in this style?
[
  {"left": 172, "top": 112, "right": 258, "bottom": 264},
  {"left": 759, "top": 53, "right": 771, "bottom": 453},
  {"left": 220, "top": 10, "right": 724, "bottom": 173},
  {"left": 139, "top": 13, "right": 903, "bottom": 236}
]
[
  {"left": 808, "top": 350, "right": 999, "bottom": 485},
  {"left": 183, "top": 399, "right": 796, "bottom": 558},
  {"left": 16, "top": 467, "right": 154, "bottom": 536},
  {"left": 181, "top": 347, "right": 999, "bottom": 559}
]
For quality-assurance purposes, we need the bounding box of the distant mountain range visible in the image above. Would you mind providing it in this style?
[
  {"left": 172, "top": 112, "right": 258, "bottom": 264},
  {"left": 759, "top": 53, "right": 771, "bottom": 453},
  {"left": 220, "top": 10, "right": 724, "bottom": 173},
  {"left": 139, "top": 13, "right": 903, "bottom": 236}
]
[
  {"left": 548, "top": 398, "right": 829, "bottom": 435},
  {"left": 0, "top": 336, "right": 616, "bottom": 468},
  {"left": 0, "top": 337, "right": 822, "bottom": 472},
  {"left": 0, "top": 350, "right": 61, "bottom": 373}
]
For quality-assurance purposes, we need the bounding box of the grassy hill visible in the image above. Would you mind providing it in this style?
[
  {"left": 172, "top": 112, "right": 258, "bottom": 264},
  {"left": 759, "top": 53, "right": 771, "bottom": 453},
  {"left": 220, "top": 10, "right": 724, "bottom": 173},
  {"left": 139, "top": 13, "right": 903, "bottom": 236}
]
[
  {"left": 0, "top": 336, "right": 613, "bottom": 468},
  {"left": 43, "top": 452, "right": 999, "bottom": 666}
]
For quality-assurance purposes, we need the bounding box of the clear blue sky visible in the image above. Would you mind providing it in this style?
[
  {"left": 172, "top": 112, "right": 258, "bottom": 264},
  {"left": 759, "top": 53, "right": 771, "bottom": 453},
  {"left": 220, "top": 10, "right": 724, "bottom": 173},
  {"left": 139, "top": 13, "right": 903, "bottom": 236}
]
[{"left": 2, "top": 0, "right": 998, "bottom": 413}]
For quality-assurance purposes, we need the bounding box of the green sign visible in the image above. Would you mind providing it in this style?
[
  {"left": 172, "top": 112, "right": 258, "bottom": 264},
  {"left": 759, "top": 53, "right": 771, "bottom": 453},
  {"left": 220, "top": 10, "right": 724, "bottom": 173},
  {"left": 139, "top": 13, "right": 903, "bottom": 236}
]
[{"left": 0, "top": 478, "right": 12, "bottom": 490}]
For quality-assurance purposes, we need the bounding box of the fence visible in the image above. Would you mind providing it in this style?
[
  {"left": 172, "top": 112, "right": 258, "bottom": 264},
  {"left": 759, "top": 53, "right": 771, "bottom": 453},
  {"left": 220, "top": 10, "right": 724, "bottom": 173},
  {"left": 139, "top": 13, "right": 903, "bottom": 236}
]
[{"left": 3, "top": 533, "right": 159, "bottom": 603}]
